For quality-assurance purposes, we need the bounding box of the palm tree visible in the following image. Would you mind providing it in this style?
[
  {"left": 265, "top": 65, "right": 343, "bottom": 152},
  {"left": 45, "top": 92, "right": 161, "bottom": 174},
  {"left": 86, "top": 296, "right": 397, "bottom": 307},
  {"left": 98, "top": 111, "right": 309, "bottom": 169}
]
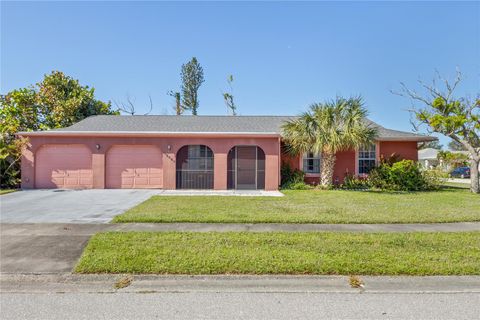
[{"left": 282, "top": 97, "right": 378, "bottom": 187}]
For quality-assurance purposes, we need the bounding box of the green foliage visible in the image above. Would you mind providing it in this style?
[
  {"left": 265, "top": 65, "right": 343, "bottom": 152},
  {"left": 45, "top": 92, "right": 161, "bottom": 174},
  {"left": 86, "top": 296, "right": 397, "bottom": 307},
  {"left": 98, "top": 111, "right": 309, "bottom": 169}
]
[
  {"left": 368, "top": 160, "right": 442, "bottom": 191},
  {"left": 280, "top": 163, "right": 311, "bottom": 190},
  {"left": 223, "top": 75, "right": 237, "bottom": 115},
  {"left": 282, "top": 96, "right": 378, "bottom": 186},
  {"left": 422, "top": 169, "right": 448, "bottom": 189},
  {"left": 167, "top": 91, "right": 182, "bottom": 115},
  {"left": 418, "top": 140, "right": 443, "bottom": 150},
  {"left": 448, "top": 139, "right": 468, "bottom": 151},
  {"left": 398, "top": 71, "right": 479, "bottom": 193},
  {"left": 0, "top": 71, "right": 117, "bottom": 188},
  {"left": 340, "top": 174, "right": 370, "bottom": 190},
  {"left": 181, "top": 57, "right": 204, "bottom": 115},
  {"left": 437, "top": 150, "right": 469, "bottom": 168},
  {"left": 36, "top": 71, "right": 117, "bottom": 128}
]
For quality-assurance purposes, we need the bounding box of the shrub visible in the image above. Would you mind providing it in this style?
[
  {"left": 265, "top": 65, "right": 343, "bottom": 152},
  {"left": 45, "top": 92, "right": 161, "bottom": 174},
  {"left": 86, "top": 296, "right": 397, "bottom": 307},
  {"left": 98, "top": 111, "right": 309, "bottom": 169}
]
[
  {"left": 422, "top": 169, "right": 448, "bottom": 190},
  {"left": 369, "top": 160, "right": 441, "bottom": 191},
  {"left": 280, "top": 163, "right": 311, "bottom": 190},
  {"left": 340, "top": 173, "right": 370, "bottom": 190}
]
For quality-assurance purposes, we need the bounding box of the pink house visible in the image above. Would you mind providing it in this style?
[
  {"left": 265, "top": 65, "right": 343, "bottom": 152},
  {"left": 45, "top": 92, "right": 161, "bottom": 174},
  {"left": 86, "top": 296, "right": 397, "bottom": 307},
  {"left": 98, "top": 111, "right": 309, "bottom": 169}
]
[{"left": 18, "top": 115, "right": 434, "bottom": 190}]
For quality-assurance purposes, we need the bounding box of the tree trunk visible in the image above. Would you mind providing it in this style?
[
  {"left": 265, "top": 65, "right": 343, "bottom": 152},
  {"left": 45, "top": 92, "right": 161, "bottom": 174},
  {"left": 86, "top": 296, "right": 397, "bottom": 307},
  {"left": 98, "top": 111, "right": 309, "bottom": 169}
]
[
  {"left": 470, "top": 158, "right": 480, "bottom": 194},
  {"left": 320, "top": 152, "right": 336, "bottom": 187}
]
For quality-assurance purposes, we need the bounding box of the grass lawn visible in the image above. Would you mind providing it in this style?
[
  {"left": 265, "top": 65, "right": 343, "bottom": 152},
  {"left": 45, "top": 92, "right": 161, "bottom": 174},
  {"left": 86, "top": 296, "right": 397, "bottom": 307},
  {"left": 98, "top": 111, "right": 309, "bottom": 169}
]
[
  {"left": 0, "top": 189, "right": 17, "bottom": 195},
  {"left": 75, "top": 231, "right": 480, "bottom": 275},
  {"left": 113, "top": 187, "right": 480, "bottom": 224}
]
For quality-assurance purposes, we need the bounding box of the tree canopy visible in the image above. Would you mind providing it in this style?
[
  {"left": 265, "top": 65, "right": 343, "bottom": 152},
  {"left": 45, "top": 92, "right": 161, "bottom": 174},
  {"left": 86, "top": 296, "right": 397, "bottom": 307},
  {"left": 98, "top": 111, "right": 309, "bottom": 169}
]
[
  {"left": 282, "top": 97, "right": 378, "bottom": 186},
  {"left": 395, "top": 70, "right": 480, "bottom": 193},
  {"left": 181, "top": 57, "right": 204, "bottom": 115},
  {"left": 0, "top": 71, "right": 118, "bottom": 187}
]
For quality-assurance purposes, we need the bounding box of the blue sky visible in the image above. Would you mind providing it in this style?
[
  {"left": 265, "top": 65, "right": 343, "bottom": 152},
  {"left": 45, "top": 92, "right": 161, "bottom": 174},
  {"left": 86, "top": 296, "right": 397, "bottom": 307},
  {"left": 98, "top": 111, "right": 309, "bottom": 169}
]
[{"left": 2, "top": 1, "right": 479, "bottom": 147}]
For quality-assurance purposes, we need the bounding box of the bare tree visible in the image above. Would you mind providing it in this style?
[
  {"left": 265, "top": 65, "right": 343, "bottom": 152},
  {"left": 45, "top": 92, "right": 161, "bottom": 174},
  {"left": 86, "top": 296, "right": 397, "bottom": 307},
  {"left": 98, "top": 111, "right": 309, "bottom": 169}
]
[
  {"left": 168, "top": 91, "right": 182, "bottom": 115},
  {"left": 114, "top": 95, "right": 153, "bottom": 115},
  {"left": 222, "top": 75, "right": 237, "bottom": 115},
  {"left": 393, "top": 69, "right": 480, "bottom": 193}
]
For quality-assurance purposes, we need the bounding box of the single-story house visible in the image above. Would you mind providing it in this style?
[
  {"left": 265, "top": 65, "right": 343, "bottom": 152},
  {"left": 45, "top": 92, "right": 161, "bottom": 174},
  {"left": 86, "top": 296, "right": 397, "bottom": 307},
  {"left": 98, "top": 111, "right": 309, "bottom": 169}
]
[
  {"left": 18, "top": 115, "right": 434, "bottom": 190},
  {"left": 418, "top": 148, "right": 472, "bottom": 170},
  {"left": 418, "top": 148, "right": 441, "bottom": 168}
]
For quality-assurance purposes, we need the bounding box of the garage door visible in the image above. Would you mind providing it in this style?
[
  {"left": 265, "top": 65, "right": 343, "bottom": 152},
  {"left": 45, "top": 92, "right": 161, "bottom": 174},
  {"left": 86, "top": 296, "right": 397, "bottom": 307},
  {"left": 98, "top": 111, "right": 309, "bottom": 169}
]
[
  {"left": 35, "top": 145, "right": 93, "bottom": 189},
  {"left": 106, "top": 145, "right": 163, "bottom": 189}
]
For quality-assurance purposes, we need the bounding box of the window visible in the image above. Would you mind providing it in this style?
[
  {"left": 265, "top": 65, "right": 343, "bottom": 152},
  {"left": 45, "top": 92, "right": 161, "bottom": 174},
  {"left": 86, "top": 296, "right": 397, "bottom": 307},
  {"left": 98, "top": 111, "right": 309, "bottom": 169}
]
[
  {"left": 176, "top": 145, "right": 214, "bottom": 189},
  {"left": 358, "top": 144, "right": 376, "bottom": 175},
  {"left": 302, "top": 152, "right": 320, "bottom": 174},
  {"left": 183, "top": 145, "right": 213, "bottom": 171}
]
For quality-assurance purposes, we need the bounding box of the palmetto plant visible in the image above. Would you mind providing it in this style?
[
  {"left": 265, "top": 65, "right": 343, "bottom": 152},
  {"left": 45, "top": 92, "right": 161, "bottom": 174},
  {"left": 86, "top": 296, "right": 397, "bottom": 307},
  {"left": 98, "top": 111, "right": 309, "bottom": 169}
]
[{"left": 282, "top": 97, "right": 378, "bottom": 186}]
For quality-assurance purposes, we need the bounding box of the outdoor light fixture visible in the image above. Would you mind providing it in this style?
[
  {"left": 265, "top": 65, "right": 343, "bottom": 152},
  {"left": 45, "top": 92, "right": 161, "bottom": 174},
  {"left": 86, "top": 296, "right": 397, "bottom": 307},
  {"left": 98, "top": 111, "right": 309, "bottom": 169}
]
[
  {"left": 95, "top": 144, "right": 101, "bottom": 150},
  {"left": 167, "top": 145, "right": 172, "bottom": 151}
]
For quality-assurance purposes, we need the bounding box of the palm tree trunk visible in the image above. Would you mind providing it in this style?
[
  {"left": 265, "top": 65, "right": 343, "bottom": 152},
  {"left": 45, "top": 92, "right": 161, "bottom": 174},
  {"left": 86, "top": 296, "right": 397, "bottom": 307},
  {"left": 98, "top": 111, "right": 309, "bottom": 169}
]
[{"left": 320, "top": 151, "right": 336, "bottom": 187}]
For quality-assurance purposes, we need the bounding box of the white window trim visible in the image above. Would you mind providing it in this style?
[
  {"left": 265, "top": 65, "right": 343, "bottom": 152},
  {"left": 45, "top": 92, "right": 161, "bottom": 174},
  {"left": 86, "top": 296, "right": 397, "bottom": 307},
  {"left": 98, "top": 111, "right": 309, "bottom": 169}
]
[
  {"left": 355, "top": 141, "right": 380, "bottom": 176},
  {"left": 300, "top": 152, "right": 321, "bottom": 176}
]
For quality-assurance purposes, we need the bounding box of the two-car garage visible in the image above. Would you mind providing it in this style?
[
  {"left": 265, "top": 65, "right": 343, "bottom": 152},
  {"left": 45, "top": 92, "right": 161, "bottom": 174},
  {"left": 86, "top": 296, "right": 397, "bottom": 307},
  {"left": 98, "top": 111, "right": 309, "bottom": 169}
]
[
  {"left": 34, "top": 144, "right": 163, "bottom": 189},
  {"left": 105, "top": 145, "right": 162, "bottom": 189},
  {"left": 35, "top": 145, "right": 94, "bottom": 189}
]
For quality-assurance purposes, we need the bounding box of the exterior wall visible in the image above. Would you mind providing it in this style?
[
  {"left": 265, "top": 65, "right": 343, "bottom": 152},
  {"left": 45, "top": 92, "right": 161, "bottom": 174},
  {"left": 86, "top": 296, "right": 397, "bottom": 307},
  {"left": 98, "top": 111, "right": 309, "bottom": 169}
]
[
  {"left": 379, "top": 141, "right": 418, "bottom": 161},
  {"left": 332, "top": 150, "right": 356, "bottom": 183},
  {"left": 280, "top": 150, "right": 355, "bottom": 185},
  {"left": 21, "top": 135, "right": 280, "bottom": 191},
  {"left": 280, "top": 141, "right": 418, "bottom": 186}
]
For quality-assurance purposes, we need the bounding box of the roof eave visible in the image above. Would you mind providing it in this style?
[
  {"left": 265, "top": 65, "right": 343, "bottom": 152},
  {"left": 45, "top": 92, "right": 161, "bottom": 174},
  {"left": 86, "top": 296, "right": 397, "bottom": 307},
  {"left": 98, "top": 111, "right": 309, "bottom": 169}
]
[
  {"left": 376, "top": 136, "right": 437, "bottom": 142},
  {"left": 16, "top": 131, "right": 282, "bottom": 138}
]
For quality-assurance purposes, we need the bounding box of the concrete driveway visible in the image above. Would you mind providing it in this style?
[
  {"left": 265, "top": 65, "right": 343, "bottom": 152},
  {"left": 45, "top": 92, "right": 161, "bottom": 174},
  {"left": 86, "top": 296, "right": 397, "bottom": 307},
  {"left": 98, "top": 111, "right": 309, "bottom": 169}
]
[
  {"left": 0, "top": 189, "right": 159, "bottom": 224},
  {"left": 0, "top": 189, "right": 159, "bottom": 273}
]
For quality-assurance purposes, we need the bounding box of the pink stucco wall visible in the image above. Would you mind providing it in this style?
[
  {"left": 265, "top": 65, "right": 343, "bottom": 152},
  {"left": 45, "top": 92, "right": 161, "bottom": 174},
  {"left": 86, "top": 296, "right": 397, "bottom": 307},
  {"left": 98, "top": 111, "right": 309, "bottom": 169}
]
[
  {"left": 280, "top": 141, "right": 419, "bottom": 185},
  {"left": 379, "top": 141, "right": 418, "bottom": 161},
  {"left": 21, "top": 135, "right": 281, "bottom": 191}
]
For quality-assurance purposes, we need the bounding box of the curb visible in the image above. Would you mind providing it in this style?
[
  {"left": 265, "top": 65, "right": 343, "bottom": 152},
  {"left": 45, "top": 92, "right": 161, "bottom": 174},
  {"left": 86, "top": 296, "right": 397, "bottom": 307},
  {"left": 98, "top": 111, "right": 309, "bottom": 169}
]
[{"left": 2, "top": 274, "right": 480, "bottom": 294}]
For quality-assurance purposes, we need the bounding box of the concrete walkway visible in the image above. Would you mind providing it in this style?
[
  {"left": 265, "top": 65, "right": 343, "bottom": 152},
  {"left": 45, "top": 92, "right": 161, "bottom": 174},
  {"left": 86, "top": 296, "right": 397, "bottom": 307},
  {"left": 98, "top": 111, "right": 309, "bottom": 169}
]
[
  {"left": 447, "top": 178, "right": 470, "bottom": 184},
  {"left": 156, "top": 189, "right": 284, "bottom": 197},
  {"left": 3, "top": 222, "right": 480, "bottom": 236}
]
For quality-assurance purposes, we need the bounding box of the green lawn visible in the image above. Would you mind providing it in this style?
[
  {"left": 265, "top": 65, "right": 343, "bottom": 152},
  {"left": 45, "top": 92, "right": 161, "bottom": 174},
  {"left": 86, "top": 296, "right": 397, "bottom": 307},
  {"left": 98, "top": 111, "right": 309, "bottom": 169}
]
[
  {"left": 113, "top": 187, "right": 480, "bottom": 224},
  {"left": 0, "top": 189, "right": 17, "bottom": 195},
  {"left": 75, "top": 231, "right": 480, "bottom": 275}
]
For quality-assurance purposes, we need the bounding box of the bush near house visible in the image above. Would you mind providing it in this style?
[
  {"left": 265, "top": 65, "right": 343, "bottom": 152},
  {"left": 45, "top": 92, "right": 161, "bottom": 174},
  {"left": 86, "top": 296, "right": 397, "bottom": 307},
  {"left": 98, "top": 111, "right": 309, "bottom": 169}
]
[
  {"left": 282, "top": 159, "right": 446, "bottom": 192},
  {"left": 280, "top": 163, "right": 312, "bottom": 190},
  {"left": 368, "top": 160, "right": 445, "bottom": 191}
]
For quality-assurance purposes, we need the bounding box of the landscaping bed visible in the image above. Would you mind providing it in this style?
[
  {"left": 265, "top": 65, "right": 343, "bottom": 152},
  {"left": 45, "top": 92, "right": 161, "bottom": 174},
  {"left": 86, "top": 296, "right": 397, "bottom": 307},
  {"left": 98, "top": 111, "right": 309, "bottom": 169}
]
[
  {"left": 113, "top": 187, "right": 480, "bottom": 224},
  {"left": 75, "top": 231, "right": 480, "bottom": 275}
]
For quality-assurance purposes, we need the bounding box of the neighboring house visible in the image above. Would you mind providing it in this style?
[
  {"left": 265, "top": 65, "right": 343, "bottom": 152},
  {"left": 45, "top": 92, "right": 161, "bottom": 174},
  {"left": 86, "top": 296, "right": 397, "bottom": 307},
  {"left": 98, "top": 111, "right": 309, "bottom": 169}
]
[
  {"left": 18, "top": 115, "right": 434, "bottom": 190},
  {"left": 418, "top": 148, "right": 471, "bottom": 170},
  {"left": 418, "top": 148, "right": 441, "bottom": 169}
]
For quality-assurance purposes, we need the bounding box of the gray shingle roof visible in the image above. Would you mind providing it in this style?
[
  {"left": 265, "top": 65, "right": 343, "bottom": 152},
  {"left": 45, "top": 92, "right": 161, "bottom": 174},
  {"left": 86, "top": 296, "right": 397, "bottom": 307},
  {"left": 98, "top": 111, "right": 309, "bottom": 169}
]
[
  {"left": 20, "top": 115, "right": 436, "bottom": 141},
  {"left": 54, "top": 115, "right": 293, "bottom": 134}
]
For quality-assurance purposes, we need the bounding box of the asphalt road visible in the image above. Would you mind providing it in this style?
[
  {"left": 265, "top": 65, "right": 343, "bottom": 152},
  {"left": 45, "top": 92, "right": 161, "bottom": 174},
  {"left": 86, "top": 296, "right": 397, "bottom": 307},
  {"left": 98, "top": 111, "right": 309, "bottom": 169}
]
[{"left": 1, "top": 292, "right": 479, "bottom": 320}]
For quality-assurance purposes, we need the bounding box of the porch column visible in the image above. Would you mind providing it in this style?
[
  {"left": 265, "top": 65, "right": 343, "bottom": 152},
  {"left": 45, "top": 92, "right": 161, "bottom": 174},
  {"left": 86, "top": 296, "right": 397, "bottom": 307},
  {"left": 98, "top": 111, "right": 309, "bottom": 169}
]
[
  {"left": 214, "top": 152, "right": 228, "bottom": 190},
  {"left": 21, "top": 145, "right": 35, "bottom": 189},
  {"left": 265, "top": 153, "right": 280, "bottom": 191},
  {"left": 162, "top": 152, "right": 176, "bottom": 190},
  {"left": 92, "top": 153, "right": 105, "bottom": 189}
]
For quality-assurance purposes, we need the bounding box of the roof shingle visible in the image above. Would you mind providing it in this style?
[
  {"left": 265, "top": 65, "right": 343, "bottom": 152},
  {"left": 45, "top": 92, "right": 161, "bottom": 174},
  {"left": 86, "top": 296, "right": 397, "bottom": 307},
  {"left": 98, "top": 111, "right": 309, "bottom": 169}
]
[{"left": 20, "top": 115, "right": 436, "bottom": 141}]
